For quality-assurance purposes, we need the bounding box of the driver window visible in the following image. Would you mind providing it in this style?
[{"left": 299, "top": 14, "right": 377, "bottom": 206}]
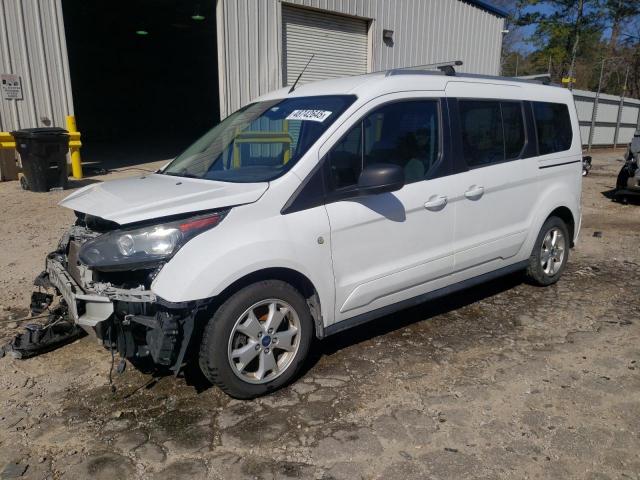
[{"left": 327, "top": 100, "right": 440, "bottom": 190}]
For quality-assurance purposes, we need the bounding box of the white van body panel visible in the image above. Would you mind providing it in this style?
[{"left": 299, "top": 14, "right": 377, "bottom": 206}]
[{"left": 61, "top": 71, "right": 582, "bottom": 334}]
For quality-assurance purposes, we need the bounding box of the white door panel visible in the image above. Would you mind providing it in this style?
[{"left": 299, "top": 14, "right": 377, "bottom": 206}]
[
  {"left": 453, "top": 160, "right": 537, "bottom": 273},
  {"left": 328, "top": 176, "right": 456, "bottom": 321}
]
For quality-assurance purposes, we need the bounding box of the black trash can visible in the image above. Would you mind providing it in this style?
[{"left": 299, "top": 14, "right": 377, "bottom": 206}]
[{"left": 12, "top": 128, "right": 69, "bottom": 192}]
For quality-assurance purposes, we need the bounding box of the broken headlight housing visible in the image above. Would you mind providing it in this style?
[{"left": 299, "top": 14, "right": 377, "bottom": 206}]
[{"left": 78, "top": 211, "right": 227, "bottom": 271}]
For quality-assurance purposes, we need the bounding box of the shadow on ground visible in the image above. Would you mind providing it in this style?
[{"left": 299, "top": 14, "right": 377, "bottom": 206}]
[{"left": 167, "top": 271, "right": 528, "bottom": 395}]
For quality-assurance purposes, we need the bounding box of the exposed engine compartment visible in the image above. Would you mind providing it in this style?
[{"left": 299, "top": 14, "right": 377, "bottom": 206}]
[{"left": 34, "top": 213, "right": 213, "bottom": 373}]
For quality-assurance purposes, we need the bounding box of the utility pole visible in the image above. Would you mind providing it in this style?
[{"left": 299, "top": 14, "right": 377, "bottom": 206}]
[
  {"left": 588, "top": 58, "right": 606, "bottom": 152},
  {"left": 613, "top": 65, "right": 630, "bottom": 148}
]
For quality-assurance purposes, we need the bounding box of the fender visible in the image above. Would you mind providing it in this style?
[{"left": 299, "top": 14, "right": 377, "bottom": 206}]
[{"left": 151, "top": 204, "right": 336, "bottom": 326}]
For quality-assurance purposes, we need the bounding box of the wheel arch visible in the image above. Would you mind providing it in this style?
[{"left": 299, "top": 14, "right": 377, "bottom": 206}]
[
  {"left": 212, "top": 267, "right": 326, "bottom": 339},
  {"left": 547, "top": 206, "right": 575, "bottom": 246}
]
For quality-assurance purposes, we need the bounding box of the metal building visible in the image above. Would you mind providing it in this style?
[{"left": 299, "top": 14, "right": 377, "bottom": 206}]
[
  {"left": 1, "top": 0, "right": 506, "bottom": 164},
  {"left": 217, "top": 0, "right": 507, "bottom": 117}
]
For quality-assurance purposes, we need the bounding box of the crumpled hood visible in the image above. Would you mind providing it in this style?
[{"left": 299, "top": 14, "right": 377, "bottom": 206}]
[{"left": 60, "top": 173, "right": 268, "bottom": 225}]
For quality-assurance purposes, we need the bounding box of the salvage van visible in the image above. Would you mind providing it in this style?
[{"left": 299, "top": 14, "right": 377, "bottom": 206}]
[{"left": 33, "top": 67, "right": 582, "bottom": 398}]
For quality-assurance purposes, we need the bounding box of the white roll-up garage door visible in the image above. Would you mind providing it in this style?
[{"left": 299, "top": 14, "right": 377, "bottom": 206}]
[{"left": 282, "top": 6, "right": 369, "bottom": 86}]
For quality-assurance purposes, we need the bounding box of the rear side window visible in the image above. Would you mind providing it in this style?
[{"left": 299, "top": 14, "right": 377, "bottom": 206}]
[
  {"left": 533, "top": 102, "right": 572, "bottom": 155},
  {"left": 458, "top": 100, "right": 525, "bottom": 167},
  {"left": 327, "top": 100, "right": 440, "bottom": 190}
]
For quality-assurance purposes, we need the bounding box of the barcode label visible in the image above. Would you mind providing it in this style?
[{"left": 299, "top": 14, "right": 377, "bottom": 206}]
[{"left": 286, "top": 110, "right": 332, "bottom": 122}]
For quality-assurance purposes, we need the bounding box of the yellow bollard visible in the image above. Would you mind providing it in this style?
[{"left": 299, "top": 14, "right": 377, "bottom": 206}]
[{"left": 65, "top": 115, "right": 83, "bottom": 179}]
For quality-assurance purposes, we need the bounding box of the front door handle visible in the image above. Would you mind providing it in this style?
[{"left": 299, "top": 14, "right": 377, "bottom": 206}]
[
  {"left": 424, "top": 195, "right": 448, "bottom": 211},
  {"left": 464, "top": 185, "right": 484, "bottom": 200}
]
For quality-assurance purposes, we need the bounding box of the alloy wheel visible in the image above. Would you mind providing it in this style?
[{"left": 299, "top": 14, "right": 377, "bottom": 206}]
[
  {"left": 540, "top": 227, "right": 566, "bottom": 276},
  {"left": 227, "top": 299, "right": 301, "bottom": 384}
]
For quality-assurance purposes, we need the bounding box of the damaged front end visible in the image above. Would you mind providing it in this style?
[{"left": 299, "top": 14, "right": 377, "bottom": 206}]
[{"left": 32, "top": 210, "right": 224, "bottom": 373}]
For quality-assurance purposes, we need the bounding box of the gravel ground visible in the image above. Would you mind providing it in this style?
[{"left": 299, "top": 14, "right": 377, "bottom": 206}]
[{"left": 0, "top": 151, "right": 639, "bottom": 480}]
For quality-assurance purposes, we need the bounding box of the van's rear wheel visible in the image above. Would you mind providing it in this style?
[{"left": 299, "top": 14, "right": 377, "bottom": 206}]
[
  {"left": 526, "top": 216, "right": 569, "bottom": 286},
  {"left": 199, "top": 280, "right": 313, "bottom": 399}
]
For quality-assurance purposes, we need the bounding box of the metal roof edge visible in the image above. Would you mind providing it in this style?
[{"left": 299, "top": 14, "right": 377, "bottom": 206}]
[{"left": 466, "top": 0, "right": 508, "bottom": 18}]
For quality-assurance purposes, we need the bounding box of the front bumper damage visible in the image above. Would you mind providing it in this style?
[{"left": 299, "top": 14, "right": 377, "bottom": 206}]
[
  {"left": 44, "top": 255, "right": 115, "bottom": 329},
  {"left": 34, "top": 229, "right": 211, "bottom": 373}
]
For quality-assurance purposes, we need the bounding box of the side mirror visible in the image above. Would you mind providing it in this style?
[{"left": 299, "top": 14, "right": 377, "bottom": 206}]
[{"left": 356, "top": 163, "right": 405, "bottom": 196}]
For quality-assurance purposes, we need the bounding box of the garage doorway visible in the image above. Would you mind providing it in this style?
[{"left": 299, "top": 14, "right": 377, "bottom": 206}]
[
  {"left": 282, "top": 6, "right": 369, "bottom": 86},
  {"left": 62, "top": 0, "right": 219, "bottom": 170}
]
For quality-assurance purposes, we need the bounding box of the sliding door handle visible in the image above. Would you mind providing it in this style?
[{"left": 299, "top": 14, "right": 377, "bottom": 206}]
[{"left": 464, "top": 185, "right": 484, "bottom": 200}]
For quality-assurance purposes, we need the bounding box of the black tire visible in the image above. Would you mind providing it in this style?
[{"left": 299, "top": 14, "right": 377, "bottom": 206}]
[
  {"left": 199, "top": 280, "right": 313, "bottom": 399},
  {"left": 616, "top": 166, "right": 630, "bottom": 189},
  {"left": 526, "top": 216, "right": 570, "bottom": 286}
]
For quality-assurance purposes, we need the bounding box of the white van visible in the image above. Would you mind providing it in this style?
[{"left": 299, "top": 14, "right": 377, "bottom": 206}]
[{"left": 35, "top": 69, "right": 582, "bottom": 398}]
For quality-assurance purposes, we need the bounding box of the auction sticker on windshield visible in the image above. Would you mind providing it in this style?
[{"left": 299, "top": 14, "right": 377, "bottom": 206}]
[{"left": 286, "top": 110, "right": 332, "bottom": 122}]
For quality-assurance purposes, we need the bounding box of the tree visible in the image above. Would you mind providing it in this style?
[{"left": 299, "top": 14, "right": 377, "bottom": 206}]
[
  {"left": 493, "top": 0, "right": 640, "bottom": 97},
  {"left": 603, "top": 0, "right": 640, "bottom": 54}
]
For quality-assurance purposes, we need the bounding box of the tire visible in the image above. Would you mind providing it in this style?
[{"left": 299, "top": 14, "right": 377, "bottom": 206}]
[
  {"left": 199, "top": 280, "right": 313, "bottom": 399},
  {"left": 616, "top": 167, "right": 630, "bottom": 189},
  {"left": 526, "top": 216, "right": 570, "bottom": 286}
]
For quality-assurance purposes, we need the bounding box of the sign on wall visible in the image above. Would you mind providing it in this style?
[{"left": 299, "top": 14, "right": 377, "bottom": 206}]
[{"left": 1, "top": 74, "right": 23, "bottom": 100}]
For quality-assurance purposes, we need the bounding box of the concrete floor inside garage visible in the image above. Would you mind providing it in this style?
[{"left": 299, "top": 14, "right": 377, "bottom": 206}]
[
  {"left": 61, "top": 0, "right": 220, "bottom": 170},
  {"left": 0, "top": 150, "right": 639, "bottom": 478}
]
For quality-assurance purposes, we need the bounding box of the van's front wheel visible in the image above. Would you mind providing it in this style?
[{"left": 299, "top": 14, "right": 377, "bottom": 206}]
[
  {"left": 199, "top": 280, "right": 313, "bottom": 399},
  {"left": 526, "top": 216, "right": 570, "bottom": 286}
]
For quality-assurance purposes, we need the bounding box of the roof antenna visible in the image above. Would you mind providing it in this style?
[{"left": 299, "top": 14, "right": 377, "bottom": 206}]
[{"left": 289, "top": 54, "right": 314, "bottom": 93}]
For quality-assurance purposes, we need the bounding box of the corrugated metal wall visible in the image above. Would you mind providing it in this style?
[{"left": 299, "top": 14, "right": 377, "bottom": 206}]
[
  {"left": 217, "top": 0, "right": 505, "bottom": 117},
  {"left": 573, "top": 89, "right": 640, "bottom": 147},
  {"left": 0, "top": 0, "right": 73, "bottom": 133}
]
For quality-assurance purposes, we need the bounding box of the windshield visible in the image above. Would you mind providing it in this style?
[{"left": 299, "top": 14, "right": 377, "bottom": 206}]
[{"left": 163, "top": 95, "right": 356, "bottom": 183}]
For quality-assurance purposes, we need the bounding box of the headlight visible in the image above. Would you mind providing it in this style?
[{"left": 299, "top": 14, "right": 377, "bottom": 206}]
[{"left": 79, "top": 211, "right": 227, "bottom": 270}]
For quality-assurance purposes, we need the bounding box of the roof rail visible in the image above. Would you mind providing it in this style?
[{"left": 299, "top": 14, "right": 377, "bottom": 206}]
[
  {"left": 385, "top": 60, "right": 463, "bottom": 77},
  {"left": 456, "top": 72, "right": 559, "bottom": 87},
  {"left": 514, "top": 73, "right": 552, "bottom": 85}
]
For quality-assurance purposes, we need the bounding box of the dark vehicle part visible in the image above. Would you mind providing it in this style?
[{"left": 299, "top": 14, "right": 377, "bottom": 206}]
[
  {"left": 615, "top": 149, "right": 640, "bottom": 201},
  {"left": 12, "top": 128, "right": 69, "bottom": 192},
  {"left": 615, "top": 130, "right": 640, "bottom": 201},
  {"left": 2, "top": 311, "right": 85, "bottom": 360},
  {"left": 30, "top": 291, "right": 53, "bottom": 315},
  {"left": 146, "top": 311, "right": 181, "bottom": 365},
  {"left": 97, "top": 298, "right": 212, "bottom": 376},
  {"left": 582, "top": 155, "right": 592, "bottom": 177}
]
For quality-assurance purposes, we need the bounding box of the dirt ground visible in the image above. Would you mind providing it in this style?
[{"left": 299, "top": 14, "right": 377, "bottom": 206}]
[{"left": 0, "top": 151, "right": 639, "bottom": 480}]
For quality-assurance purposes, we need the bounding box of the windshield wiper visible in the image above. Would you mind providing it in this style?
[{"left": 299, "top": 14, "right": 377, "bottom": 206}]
[{"left": 164, "top": 170, "right": 200, "bottom": 179}]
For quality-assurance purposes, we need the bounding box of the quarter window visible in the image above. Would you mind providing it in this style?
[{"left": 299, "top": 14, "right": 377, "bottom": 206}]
[
  {"left": 533, "top": 102, "right": 572, "bottom": 155},
  {"left": 458, "top": 100, "right": 526, "bottom": 167},
  {"left": 327, "top": 100, "right": 440, "bottom": 190}
]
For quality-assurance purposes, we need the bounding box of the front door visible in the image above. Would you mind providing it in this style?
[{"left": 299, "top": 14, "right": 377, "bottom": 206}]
[{"left": 322, "top": 95, "right": 456, "bottom": 323}]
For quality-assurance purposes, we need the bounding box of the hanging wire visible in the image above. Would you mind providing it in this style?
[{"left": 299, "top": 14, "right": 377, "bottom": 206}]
[{"left": 108, "top": 325, "right": 116, "bottom": 393}]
